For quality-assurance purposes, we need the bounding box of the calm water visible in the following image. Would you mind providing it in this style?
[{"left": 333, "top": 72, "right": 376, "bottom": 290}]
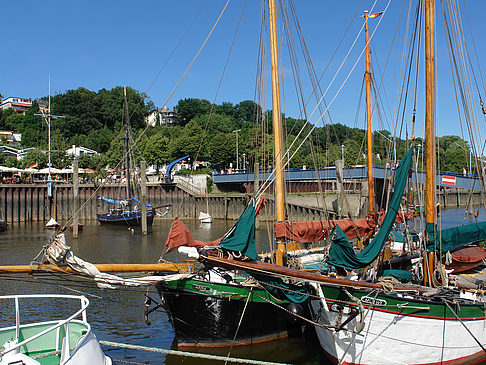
[
  {"left": 0, "top": 218, "right": 325, "bottom": 364},
  {"left": 1, "top": 208, "right": 485, "bottom": 364}
]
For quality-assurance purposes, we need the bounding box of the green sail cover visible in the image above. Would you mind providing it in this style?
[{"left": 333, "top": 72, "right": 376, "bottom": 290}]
[
  {"left": 219, "top": 202, "right": 312, "bottom": 302},
  {"left": 219, "top": 203, "right": 258, "bottom": 260},
  {"left": 253, "top": 274, "right": 310, "bottom": 303},
  {"left": 377, "top": 269, "right": 413, "bottom": 283},
  {"left": 426, "top": 221, "right": 486, "bottom": 252},
  {"left": 327, "top": 146, "right": 413, "bottom": 270}
]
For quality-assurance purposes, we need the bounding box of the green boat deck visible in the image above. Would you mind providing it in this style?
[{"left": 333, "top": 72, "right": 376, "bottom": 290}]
[{"left": 0, "top": 320, "right": 89, "bottom": 364}]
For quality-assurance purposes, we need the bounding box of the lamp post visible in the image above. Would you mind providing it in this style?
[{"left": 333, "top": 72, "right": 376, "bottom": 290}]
[
  {"left": 341, "top": 144, "right": 345, "bottom": 164},
  {"left": 34, "top": 78, "right": 64, "bottom": 199},
  {"left": 233, "top": 129, "right": 241, "bottom": 171}
]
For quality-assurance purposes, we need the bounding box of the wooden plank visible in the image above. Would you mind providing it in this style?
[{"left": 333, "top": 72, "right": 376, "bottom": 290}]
[{"left": 0, "top": 263, "right": 192, "bottom": 274}]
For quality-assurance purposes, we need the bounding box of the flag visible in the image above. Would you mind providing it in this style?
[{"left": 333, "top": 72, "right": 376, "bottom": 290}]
[
  {"left": 368, "top": 12, "right": 383, "bottom": 19},
  {"left": 29, "top": 162, "right": 38, "bottom": 168}
]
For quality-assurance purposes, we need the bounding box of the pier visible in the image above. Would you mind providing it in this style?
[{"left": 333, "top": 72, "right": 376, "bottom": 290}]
[{"left": 0, "top": 167, "right": 484, "bottom": 225}]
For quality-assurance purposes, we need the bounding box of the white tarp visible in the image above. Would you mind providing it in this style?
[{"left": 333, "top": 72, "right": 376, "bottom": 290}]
[{"left": 0, "top": 166, "right": 21, "bottom": 172}]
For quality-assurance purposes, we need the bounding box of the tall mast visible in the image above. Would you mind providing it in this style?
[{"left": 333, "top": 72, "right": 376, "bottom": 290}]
[
  {"left": 123, "top": 86, "right": 131, "bottom": 199},
  {"left": 268, "top": 0, "right": 286, "bottom": 265},
  {"left": 424, "top": 0, "right": 436, "bottom": 285},
  {"left": 364, "top": 11, "right": 374, "bottom": 213}
]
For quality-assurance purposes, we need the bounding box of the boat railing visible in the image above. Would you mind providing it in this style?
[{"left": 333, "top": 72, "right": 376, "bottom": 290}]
[{"left": 0, "top": 294, "right": 90, "bottom": 358}]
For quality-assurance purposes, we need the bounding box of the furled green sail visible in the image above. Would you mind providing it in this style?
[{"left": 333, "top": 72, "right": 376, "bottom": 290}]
[
  {"left": 219, "top": 203, "right": 258, "bottom": 260},
  {"left": 426, "top": 221, "right": 486, "bottom": 252},
  {"left": 327, "top": 146, "right": 414, "bottom": 270},
  {"left": 219, "top": 201, "right": 313, "bottom": 302}
]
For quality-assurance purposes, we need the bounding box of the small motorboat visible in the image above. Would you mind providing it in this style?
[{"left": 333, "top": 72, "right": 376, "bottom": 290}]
[{"left": 0, "top": 294, "right": 111, "bottom": 365}]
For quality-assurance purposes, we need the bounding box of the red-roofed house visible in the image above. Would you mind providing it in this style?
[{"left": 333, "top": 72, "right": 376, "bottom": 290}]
[{"left": 0, "top": 97, "right": 32, "bottom": 114}]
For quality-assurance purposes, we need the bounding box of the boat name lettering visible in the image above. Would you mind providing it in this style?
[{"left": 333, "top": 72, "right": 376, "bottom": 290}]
[
  {"left": 361, "top": 296, "right": 387, "bottom": 306},
  {"left": 192, "top": 284, "right": 211, "bottom": 292}
]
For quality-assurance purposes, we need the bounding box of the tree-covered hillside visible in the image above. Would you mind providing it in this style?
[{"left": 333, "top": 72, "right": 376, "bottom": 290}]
[{"left": 0, "top": 88, "right": 474, "bottom": 174}]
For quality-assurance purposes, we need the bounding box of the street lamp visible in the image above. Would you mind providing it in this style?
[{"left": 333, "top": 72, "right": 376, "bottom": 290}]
[
  {"left": 34, "top": 77, "right": 64, "bottom": 198},
  {"left": 233, "top": 129, "right": 241, "bottom": 171},
  {"left": 341, "top": 144, "right": 345, "bottom": 164}
]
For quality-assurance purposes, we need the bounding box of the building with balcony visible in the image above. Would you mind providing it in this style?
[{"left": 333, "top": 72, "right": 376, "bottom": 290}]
[
  {"left": 0, "top": 97, "right": 32, "bottom": 115},
  {"left": 0, "top": 131, "right": 22, "bottom": 145},
  {"left": 146, "top": 106, "right": 177, "bottom": 127}
]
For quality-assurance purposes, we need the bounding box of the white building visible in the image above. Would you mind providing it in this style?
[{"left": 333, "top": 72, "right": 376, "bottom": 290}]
[
  {"left": 146, "top": 106, "right": 177, "bottom": 127},
  {"left": 66, "top": 145, "right": 98, "bottom": 157},
  {"left": 0, "top": 97, "right": 32, "bottom": 114},
  {"left": 0, "top": 146, "right": 34, "bottom": 160}
]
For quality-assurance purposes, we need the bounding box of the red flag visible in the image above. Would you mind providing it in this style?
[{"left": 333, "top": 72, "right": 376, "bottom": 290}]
[{"left": 29, "top": 162, "right": 38, "bottom": 168}]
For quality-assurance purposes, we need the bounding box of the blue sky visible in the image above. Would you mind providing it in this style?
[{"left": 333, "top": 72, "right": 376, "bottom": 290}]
[{"left": 1, "top": 1, "right": 485, "bottom": 142}]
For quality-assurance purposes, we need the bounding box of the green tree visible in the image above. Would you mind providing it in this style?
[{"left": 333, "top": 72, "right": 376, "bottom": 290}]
[
  {"left": 142, "top": 134, "right": 170, "bottom": 167},
  {"left": 168, "top": 120, "right": 208, "bottom": 161},
  {"left": 209, "top": 133, "right": 235, "bottom": 168},
  {"left": 235, "top": 100, "right": 263, "bottom": 125},
  {"left": 174, "top": 98, "right": 211, "bottom": 126},
  {"left": 22, "top": 149, "right": 48, "bottom": 169}
]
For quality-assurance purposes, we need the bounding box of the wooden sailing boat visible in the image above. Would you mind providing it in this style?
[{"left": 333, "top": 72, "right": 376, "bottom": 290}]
[
  {"left": 155, "top": 0, "right": 315, "bottom": 348},
  {"left": 96, "top": 87, "right": 155, "bottom": 227},
  {"left": 304, "top": 4, "right": 486, "bottom": 364}
]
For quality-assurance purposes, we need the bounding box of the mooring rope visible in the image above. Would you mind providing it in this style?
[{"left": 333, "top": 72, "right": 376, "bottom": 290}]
[
  {"left": 225, "top": 287, "right": 253, "bottom": 365},
  {"left": 99, "top": 340, "right": 290, "bottom": 365}
]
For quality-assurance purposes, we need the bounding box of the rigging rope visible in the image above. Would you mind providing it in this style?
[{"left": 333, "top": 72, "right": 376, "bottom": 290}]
[{"left": 256, "top": 0, "right": 393, "bottom": 200}]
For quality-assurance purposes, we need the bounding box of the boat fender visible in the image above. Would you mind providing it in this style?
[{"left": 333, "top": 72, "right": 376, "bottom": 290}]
[{"left": 285, "top": 302, "right": 304, "bottom": 323}]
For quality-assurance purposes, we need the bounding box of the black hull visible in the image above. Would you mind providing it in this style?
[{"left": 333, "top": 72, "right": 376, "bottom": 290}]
[
  {"left": 96, "top": 209, "right": 154, "bottom": 227},
  {"left": 156, "top": 280, "right": 308, "bottom": 348}
]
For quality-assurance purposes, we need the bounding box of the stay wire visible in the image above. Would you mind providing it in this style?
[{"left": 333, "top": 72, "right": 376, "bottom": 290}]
[{"left": 193, "top": 0, "right": 248, "bottom": 166}]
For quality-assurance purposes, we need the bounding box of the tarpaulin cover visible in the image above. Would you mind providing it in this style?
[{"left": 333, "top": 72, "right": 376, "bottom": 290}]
[
  {"left": 165, "top": 197, "right": 266, "bottom": 257},
  {"left": 274, "top": 218, "right": 375, "bottom": 243},
  {"left": 253, "top": 274, "right": 311, "bottom": 303},
  {"left": 100, "top": 196, "right": 150, "bottom": 207},
  {"left": 164, "top": 217, "right": 221, "bottom": 253},
  {"left": 327, "top": 146, "right": 413, "bottom": 270},
  {"left": 451, "top": 246, "right": 486, "bottom": 263},
  {"left": 377, "top": 269, "right": 412, "bottom": 283},
  {"left": 219, "top": 204, "right": 258, "bottom": 260},
  {"left": 426, "top": 221, "right": 486, "bottom": 253}
]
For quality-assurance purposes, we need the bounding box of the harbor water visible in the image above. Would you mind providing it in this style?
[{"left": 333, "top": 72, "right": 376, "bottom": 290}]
[
  {"left": 0, "top": 218, "right": 326, "bottom": 364},
  {"left": 1, "top": 207, "right": 485, "bottom": 364}
]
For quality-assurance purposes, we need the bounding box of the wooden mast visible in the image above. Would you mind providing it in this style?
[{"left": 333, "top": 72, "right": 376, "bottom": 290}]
[
  {"left": 268, "top": 0, "right": 286, "bottom": 266},
  {"left": 424, "top": 0, "right": 436, "bottom": 285},
  {"left": 364, "top": 11, "right": 374, "bottom": 213}
]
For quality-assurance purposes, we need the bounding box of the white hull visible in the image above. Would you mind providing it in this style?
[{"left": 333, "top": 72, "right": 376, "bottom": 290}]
[
  {"left": 198, "top": 212, "right": 212, "bottom": 223},
  {"left": 310, "top": 285, "right": 486, "bottom": 365}
]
